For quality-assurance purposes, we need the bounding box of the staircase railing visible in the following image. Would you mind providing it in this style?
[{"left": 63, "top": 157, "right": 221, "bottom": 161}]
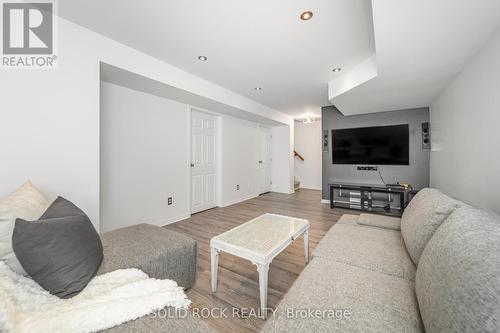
[{"left": 294, "top": 150, "right": 304, "bottom": 161}]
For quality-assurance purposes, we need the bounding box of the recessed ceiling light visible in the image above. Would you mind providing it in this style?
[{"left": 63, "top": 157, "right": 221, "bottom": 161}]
[
  {"left": 300, "top": 11, "right": 313, "bottom": 21},
  {"left": 332, "top": 67, "right": 342, "bottom": 72},
  {"left": 254, "top": 87, "right": 262, "bottom": 91},
  {"left": 198, "top": 55, "right": 208, "bottom": 61}
]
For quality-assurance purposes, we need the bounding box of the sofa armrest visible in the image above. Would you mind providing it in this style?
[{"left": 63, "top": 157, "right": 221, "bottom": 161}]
[{"left": 357, "top": 213, "right": 401, "bottom": 231}]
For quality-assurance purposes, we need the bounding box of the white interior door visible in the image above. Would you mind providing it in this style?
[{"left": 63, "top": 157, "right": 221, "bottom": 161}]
[
  {"left": 259, "top": 126, "right": 272, "bottom": 194},
  {"left": 191, "top": 110, "right": 217, "bottom": 213}
]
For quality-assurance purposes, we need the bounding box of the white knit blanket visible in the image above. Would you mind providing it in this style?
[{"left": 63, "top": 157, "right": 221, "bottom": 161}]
[{"left": 0, "top": 262, "right": 191, "bottom": 333}]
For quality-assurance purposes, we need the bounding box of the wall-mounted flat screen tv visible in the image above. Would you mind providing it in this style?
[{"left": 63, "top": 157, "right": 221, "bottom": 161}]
[{"left": 332, "top": 124, "right": 409, "bottom": 165}]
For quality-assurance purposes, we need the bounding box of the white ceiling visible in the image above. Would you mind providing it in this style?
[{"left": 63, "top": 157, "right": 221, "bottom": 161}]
[
  {"left": 58, "top": 0, "right": 375, "bottom": 118},
  {"left": 330, "top": 0, "right": 500, "bottom": 115},
  {"left": 59, "top": 0, "right": 500, "bottom": 118}
]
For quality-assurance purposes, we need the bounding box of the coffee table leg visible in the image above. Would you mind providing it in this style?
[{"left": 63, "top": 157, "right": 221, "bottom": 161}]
[
  {"left": 304, "top": 229, "right": 309, "bottom": 264},
  {"left": 256, "top": 263, "right": 270, "bottom": 318},
  {"left": 211, "top": 247, "right": 219, "bottom": 292}
]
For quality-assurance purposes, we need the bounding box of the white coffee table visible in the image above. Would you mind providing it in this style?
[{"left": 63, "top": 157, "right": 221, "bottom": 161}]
[{"left": 210, "top": 213, "right": 310, "bottom": 317}]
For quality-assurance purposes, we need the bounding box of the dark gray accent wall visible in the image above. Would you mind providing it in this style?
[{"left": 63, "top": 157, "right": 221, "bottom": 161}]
[{"left": 322, "top": 106, "right": 430, "bottom": 200}]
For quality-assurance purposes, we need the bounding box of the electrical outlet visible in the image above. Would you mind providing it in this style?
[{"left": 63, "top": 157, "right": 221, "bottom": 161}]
[
  {"left": 236, "top": 185, "right": 240, "bottom": 190},
  {"left": 168, "top": 197, "right": 173, "bottom": 205}
]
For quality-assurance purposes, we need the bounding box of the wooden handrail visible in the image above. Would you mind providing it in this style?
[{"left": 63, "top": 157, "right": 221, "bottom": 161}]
[{"left": 294, "top": 150, "right": 304, "bottom": 161}]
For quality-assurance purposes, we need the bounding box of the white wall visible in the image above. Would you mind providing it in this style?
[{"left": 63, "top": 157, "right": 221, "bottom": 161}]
[
  {"left": 220, "top": 117, "right": 295, "bottom": 203},
  {"left": 100, "top": 83, "right": 284, "bottom": 231},
  {"left": 430, "top": 27, "right": 500, "bottom": 215},
  {"left": 0, "top": 16, "right": 291, "bottom": 231},
  {"left": 294, "top": 121, "right": 322, "bottom": 190},
  {"left": 100, "top": 82, "right": 189, "bottom": 232},
  {"left": 220, "top": 116, "right": 260, "bottom": 206},
  {"left": 272, "top": 125, "right": 295, "bottom": 194}
]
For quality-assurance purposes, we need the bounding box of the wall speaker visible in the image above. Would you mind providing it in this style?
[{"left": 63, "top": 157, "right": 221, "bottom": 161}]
[
  {"left": 323, "top": 130, "right": 329, "bottom": 152},
  {"left": 422, "top": 122, "right": 431, "bottom": 150}
]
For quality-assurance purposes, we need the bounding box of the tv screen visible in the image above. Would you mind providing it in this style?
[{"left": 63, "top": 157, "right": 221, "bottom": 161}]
[{"left": 332, "top": 124, "right": 409, "bottom": 165}]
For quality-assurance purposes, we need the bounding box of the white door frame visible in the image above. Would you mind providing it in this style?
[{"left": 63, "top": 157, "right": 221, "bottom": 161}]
[
  {"left": 258, "top": 125, "right": 272, "bottom": 194},
  {"left": 187, "top": 106, "right": 222, "bottom": 215}
]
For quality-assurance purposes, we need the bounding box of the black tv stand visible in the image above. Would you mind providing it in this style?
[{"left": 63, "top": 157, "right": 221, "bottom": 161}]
[{"left": 329, "top": 182, "right": 408, "bottom": 217}]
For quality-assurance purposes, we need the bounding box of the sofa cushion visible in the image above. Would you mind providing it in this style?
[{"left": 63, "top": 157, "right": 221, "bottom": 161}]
[
  {"left": 262, "top": 257, "right": 423, "bottom": 333},
  {"left": 401, "top": 188, "right": 461, "bottom": 265},
  {"left": 313, "top": 223, "right": 416, "bottom": 281},
  {"left": 358, "top": 213, "right": 401, "bottom": 230},
  {"left": 0, "top": 181, "right": 49, "bottom": 275},
  {"left": 97, "top": 224, "right": 197, "bottom": 290},
  {"left": 415, "top": 208, "right": 500, "bottom": 333},
  {"left": 13, "top": 197, "right": 103, "bottom": 298}
]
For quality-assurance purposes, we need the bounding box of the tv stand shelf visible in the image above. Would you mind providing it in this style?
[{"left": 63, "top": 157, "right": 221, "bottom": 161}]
[{"left": 329, "top": 183, "right": 407, "bottom": 217}]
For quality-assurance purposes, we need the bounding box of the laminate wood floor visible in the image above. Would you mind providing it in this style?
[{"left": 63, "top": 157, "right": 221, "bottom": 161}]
[{"left": 163, "top": 189, "right": 354, "bottom": 333}]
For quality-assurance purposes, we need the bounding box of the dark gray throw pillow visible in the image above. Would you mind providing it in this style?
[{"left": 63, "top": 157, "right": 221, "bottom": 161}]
[{"left": 12, "top": 196, "right": 103, "bottom": 298}]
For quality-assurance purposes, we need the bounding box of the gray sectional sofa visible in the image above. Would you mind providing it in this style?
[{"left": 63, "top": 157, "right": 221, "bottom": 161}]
[
  {"left": 262, "top": 188, "right": 500, "bottom": 332},
  {"left": 95, "top": 188, "right": 499, "bottom": 332}
]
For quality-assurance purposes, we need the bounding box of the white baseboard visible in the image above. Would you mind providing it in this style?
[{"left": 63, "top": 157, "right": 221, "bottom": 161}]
[
  {"left": 299, "top": 185, "right": 322, "bottom": 190},
  {"left": 158, "top": 213, "right": 191, "bottom": 227},
  {"left": 321, "top": 199, "right": 330, "bottom": 204},
  {"left": 271, "top": 188, "right": 295, "bottom": 194},
  {"left": 220, "top": 194, "right": 258, "bottom": 207}
]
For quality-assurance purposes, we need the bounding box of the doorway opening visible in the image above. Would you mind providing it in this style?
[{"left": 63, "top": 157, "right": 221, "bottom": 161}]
[
  {"left": 259, "top": 126, "right": 272, "bottom": 194},
  {"left": 191, "top": 109, "right": 219, "bottom": 213}
]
